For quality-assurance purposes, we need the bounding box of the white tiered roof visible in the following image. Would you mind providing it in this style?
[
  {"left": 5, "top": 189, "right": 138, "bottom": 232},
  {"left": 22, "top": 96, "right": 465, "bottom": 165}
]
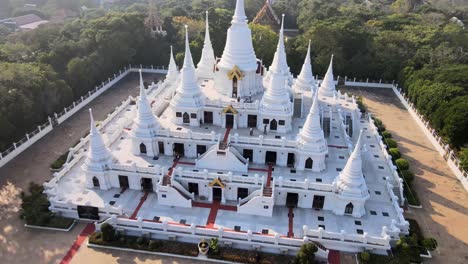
[
  {"left": 293, "top": 40, "right": 317, "bottom": 92},
  {"left": 196, "top": 11, "right": 215, "bottom": 80},
  {"left": 333, "top": 130, "right": 370, "bottom": 198},
  {"left": 268, "top": 14, "right": 289, "bottom": 77},
  {"left": 165, "top": 46, "right": 179, "bottom": 83},
  {"left": 170, "top": 26, "right": 204, "bottom": 109},
  {"left": 297, "top": 92, "right": 327, "bottom": 152},
  {"left": 82, "top": 109, "right": 114, "bottom": 172},
  {"left": 319, "top": 55, "right": 336, "bottom": 97},
  {"left": 217, "top": 0, "right": 258, "bottom": 71},
  {"left": 132, "top": 70, "right": 160, "bottom": 138}
]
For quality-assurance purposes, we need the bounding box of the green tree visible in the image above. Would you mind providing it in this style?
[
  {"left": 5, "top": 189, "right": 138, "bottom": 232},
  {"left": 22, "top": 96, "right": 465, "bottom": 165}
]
[
  {"left": 250, "top": 23, "right": 277, "bottom": 67},
  {"left": 295, "top": 243, "right": 317, "bottom": 264}
]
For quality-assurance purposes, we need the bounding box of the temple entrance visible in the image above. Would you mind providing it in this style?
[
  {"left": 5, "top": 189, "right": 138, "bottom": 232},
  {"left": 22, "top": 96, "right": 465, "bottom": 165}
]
[
  {"left": 225, "top": 114, "right": 234, "bottom": 128},
  {"left": 270, "top": 119, "right": 278, "bottom": 131},
  {"left": 77, "top": 205, "right": 99, "bottom": 220},
  {"left": 212, "top": 187, "right": 222, "bottom": 201},
  {"left": 139, "top": 143, "right": 147, "bottom": 154},
  {"left": 286, "top": 192, "right": 299, "bottom": 208},
  {"left": 287, "top": 153, "right": 295, "bottom": 167},
  {"left": 294, "top": 97, "right": 302, "bottom": 117},
  {"left": 312, "top": 195, "right": 325, "bottom": 209},
  {"left": 92, "top": 176, "right": 100, "bottom": 188},
  {"left": 237, "top": 188, "right": 249, "bottom": 199},
  {"left": 305, "top": 158, "right": 313, "bottom": 169},
  {"left": 158, "top": 141, "right": 165, "bottom": 154},
  {"left": 323, "top": 117, "right": 331, "bottom": 137},
  {"left": 232, "top": 76, "right": 238, "bottom": 98},
  {"left": 196, "top": 145, "right": 207, "bottom": 156},
  {"left": 247, "top": 115, "right": 257, "bottom": 128},
  {"left": 173, "top": 143, "right": 185, "bottom": 157},
  {"left": 204, "top": 111, "right": 213, "bottom": 124},
  {"left": 345, "top": 203, "right": 354, "bottom": 214},
  {"left": 346, "top": 115, "right": 353, "bottom": 137},
  {"left": 188, "top": 182, "right": 199, "bottom": 196},
  {"left": 183, "top": 112, "right": 190, "bottom": 124},
  {"left": 141, "top": 178, "right": 153, "bottom": 191},
  {"left": 243, "top": 149, "right": 253, "bottom": 161},
  {"left": 265, "top": 151, "right": 277, "bottom": 165},
  {"left": 119, "top": 175, "right": 129, "bottom": 189}
]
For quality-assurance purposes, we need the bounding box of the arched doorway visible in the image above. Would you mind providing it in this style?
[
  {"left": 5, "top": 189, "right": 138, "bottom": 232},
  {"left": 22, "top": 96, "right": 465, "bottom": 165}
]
[
  {"left": 92, "top": 176, "right": 100, "bottom": 188},
  {"left": 305, "top": 158, "right": 313, "bottom": 169},
  {"left": 140, "top": 143, "right": 147, "bottom": 154},
  {"left": 270, "top": 119, "right": 277, "bottom": 131},
  {"left": 345, "top": 202, "right": 354, "bottom": 214},
  {"left": 183, "top": 112, "right": 190, "bottom": 124},
  {"left": 232, "top": 76, "right": 238, "bottom": 98}
]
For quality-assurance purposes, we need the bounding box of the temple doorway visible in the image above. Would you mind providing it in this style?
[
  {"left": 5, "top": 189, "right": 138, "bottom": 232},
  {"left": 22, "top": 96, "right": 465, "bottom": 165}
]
[
  {"left": 212, "top": 187, "right": 222, "bottom": 201},
  {"left": 183, "top": 112, "right": 190, "bottom": 124},
  {"left": 286, "top": 192, "right": 299, "bottom": 208},
  {"left": 204, "top": 111, "right": 213, "bottom": 124},
  {"left": 77, "top": 205, "right": 99, "bottom": 220},
  {"left": 158, "top": 141, "right": 165, "bottom": 154},
  {"left": 237, "top": 188, "right": 249, "bottom": 199},
  {"left": 140, "top": 143, "right": 147, "bottom": 154},
  {"left": 312, "top": 195, "right": 325, "bottom": 209},
  {"left": 248, "top": 114, "right": 257, "bottom": 128},
  {"left": 345, "top": 203, "right": 354, "bottom": 214},
  {"left": 226, "top": 114, "right": 234, "bottom": 128},
  {"left": 92, "top": 176, "right": 100, "bottom": 188},
  {"left": 188, "top": 182, "right": 199, "bottom": 196},
  {"left": 140, "top": 178, "right": 153, "bottom": 191},
  {"left": 119, "top": 175, "right": 129, "bottom": 189},
  {"left": 305, "top": 158, "right": 313, "bottom": 169},
  {"left": 196, "top": 145, "right": 207, "bottom": 156},
  {"left": 265, "top": 151, "right": 277, "bottom": 165},
  {"left": 270, "top": 119, "right": 278, "bottom": 131},
  {"left": 173, "top": 143, "right": 185, "bottom": 157},
  {"left": 287, "top": 153, "right": 295, "bottom": 167},
  {"left": 232, "top": 76, "right": 238, "bottom": 98},
  {"left": 243, "top": 149, "right": 253, "bottom": 161}
]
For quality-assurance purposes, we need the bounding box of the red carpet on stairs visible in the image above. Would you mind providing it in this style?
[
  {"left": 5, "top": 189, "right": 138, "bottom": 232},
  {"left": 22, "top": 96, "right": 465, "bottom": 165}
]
[
  {"left": 223, "top": 128, "right": 231, "bottom": 143},
  {"left": 328, "top": 250, "right": 341, "bottom": 264},
  {"left": 287, "top": 207, "right": 294, "bottom": 238},
  {"left": 130, "top": 191, "right": 149, "bottom": 219},
  {"left": 60, "top": 223, "right": 95, "bottom": 264},
  {"left": 266, "top": 164, "right": 273, "bottom": 188}
]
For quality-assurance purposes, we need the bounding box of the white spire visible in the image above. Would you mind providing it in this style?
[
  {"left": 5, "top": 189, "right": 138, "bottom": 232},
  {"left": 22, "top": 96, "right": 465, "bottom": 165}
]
[
  {"left": 269, "top": 14, "right": 289, "bottom": 76},
  {"left": 334, "top": 130, "right": 370, "bottom": 198},
  {"left": 297, "top": 92, "right": 327, "bottom": 152},
  {"left": 319, "top": 55, "right": 336, "bottom": 97},
  {"left": 218, "top": 0, "right": 258, "bottom": 71},
  {"left": 132, "top": 70, "right": 160, "bottom": 138},
  {"left": 170, "top": 25, "right": 204, "bottom": 109},
  {"left": 196, "top": 11, "right": 216, "bottom": 79},
  {"left": 293, "top": 40, "right": 317, "bottom": 92},
  {"left": 82, "top": 109, "right": 113, "bottom": 172},
  {"left": 166, "top": 46, "right": 179, "bottom": 82}
]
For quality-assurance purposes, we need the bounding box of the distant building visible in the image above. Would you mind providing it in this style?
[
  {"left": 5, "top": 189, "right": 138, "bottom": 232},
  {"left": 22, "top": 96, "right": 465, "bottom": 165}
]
[
  {"left": 0, "top": 14, "right": 49, "bottom": 32},
  {"left": 145, "top": 0, "right": 166, "bottom": 36},
  {"left": 252, "top": 0, "right": 280, "bottom": 30},
  {"left": 49, "top": 9, "right": 78, "bottom": 24}
]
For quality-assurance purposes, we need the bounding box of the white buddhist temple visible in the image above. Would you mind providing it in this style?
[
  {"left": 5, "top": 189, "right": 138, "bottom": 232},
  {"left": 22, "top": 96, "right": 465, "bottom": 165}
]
[{"left": 44, "top": 0, "right": 409, "bottom": 258}]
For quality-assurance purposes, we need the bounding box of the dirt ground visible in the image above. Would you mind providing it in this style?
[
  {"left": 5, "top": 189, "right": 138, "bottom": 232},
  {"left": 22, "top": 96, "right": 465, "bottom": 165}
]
[
  {"left": 0, "top": 72, "right": 166, "bottom": 264},
  {"left": 340, "top": 87, "right": 468, "bottom": 264}
]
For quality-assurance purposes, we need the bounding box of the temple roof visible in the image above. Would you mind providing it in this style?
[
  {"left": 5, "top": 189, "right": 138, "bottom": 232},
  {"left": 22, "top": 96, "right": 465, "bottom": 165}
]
[{"left": 252, "top": 1, "right": 280, "bottom": 29}]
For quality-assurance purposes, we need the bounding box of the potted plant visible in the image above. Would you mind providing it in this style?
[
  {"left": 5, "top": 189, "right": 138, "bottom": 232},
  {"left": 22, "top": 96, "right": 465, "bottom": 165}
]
[{"left": 198, "top": 239, "right": 209, "bottom": 256}]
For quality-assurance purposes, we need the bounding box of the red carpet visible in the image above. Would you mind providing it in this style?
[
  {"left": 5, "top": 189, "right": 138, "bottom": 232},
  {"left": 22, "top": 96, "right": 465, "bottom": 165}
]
[
  {"left": 266, "top": 164, "right": 273, "bottom": 188},
  {"left": 248, "top": 167, "right": 269, "bottom": 172},
  {"left": 287, "top": 207, "right": 294, "bottom": 238},
  {"left": 205, "top": 201, "right": 220, "bottom": 228},
  {"left": 130, "top": 191, "right": 149, "bottom": 219},
  {"left": 60, "top": 223, "right": 95, "bottom": 264},
  {"left": 328, "top": 144, "right": 348, "bottom": 149},
  {"left": 328, "top": 250, "right": 341, "bottom": 264},
  {"left": 222, "top": 127, "right": 231, "bottom": 143}
]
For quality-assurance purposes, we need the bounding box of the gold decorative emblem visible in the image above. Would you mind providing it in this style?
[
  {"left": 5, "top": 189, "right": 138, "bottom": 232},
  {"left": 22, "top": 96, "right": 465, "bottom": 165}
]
[
  {"left": 208, "top": 177, "right": 226, "bottom": 188},
  {"left": 222, "top": 105, "right": 238, "bottom": 114},
  {"left": 227, "top": 65, "right": 244, "bottom": 80}
]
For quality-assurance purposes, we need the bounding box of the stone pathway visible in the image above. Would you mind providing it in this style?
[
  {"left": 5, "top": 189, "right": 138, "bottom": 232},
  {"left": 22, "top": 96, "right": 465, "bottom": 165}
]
[
  {"left": 341, "top": 87, "right": 468, "bottom": 264},
  {"left": 0, "top": 72, "right": 166, "bottom": 264}
]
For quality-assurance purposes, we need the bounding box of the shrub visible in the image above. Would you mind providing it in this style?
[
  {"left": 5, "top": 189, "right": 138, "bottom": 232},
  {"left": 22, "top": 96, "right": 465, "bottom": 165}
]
[
  {"left": 373, "top": 118, "right": 386, "bottom": 131},
  {"left": 356, "top": 96, "right": 367, "bottom": 113},
  {"left": 401, "top": 170, "right": 415, "bottom": 183},
  {"left": 136, "top": 237, "right": 146, "bottom": 246},
  {"left": 50, "top": 152, "right": 69, "bottom": 170},
  {"left": 295, "top": 243, "right": 317, "bottom": 264},
  {"left": 20, "top": 182, "right": 53, "bottom": 226},
  {"left": 396, "top": 158, "right": 410, "bottom": 170},
  {"left": 360, "top": 251, "right": 370, "bottom": 262},
  {"left": 389, "top": 148, "right": 401, "bottom": 160},
  {"left": 382, "top": 131, "right": 392, "bottom": 138},
  {"left": 422, "top": 238, "right": 438, "bottom": 251},
  {"left": 148, "top": 240, "right": 161, "bottom": 250},
  {"left": 101, "top": 223, "right": 115, "bottom": 242},
  {"left": 209, "top": 238, "right": 219, "bottom": 255},
  {"left": 385, "top": 138, "right": 398, "bottom": 148}
]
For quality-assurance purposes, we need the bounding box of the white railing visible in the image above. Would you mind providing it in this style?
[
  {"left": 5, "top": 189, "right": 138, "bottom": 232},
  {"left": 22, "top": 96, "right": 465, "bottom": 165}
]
[
  {"left": 174, "top": 168, "right": 263, "bottom": 186},
  {"left": 205, "top": 98, "right": 259, "bottom": 110},
  {"left": 275, "top": 177, "right": 334, "bottom": 192},
  {"left": 0, "top": 65, "right": 168, "bottom": 170}
]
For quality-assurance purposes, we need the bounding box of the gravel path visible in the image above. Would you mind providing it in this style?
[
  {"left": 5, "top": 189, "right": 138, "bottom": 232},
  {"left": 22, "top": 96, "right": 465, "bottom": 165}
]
[{"left": 341, "top": 87, "right": 468, "bottom": 264}]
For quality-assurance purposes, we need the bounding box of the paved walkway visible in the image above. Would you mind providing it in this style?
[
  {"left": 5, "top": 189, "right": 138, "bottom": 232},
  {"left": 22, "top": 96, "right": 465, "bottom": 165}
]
[
  {"left": 0, "top": 72, "right": 164, "bottom": 264},
  {"left": 341, "top": 87, "right": 468, "bottom": 264}
]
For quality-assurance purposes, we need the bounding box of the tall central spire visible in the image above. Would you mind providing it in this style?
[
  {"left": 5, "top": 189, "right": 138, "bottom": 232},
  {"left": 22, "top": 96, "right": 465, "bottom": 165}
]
[
  {"left": 170, "top": 25, "right": 203, "bottom": 109},
  {"left": 196, "top": 11, "right": 216, "bottom": 79},
  {"left": 218, "top": 0, "right": 257, "bottom": 71},
  {"left": 293, "top": 40, "right": 317, "bottom": 92},
  {"left": 269, "top": 14, "right": 289, "bottom": 76}
]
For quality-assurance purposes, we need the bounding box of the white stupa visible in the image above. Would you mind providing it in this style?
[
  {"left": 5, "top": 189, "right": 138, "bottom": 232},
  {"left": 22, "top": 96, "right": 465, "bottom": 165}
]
[
  {"left": 196, "top": 11, "right": 216, "bottom": 80},
  {"left": 165, "top": 46, "right": 179, "bottom": 83},
  {"left": 297, "top": 92, "right": 327, "bottom": 152},
  {"left": 170, "top": 25, "right": 204, "bottom": 110},
  {"left": 292, "top": 40, "right": 317, "bottom": 92},
  {"left": 264, "top": 14, "right": 292, "bottom": 86},
  {"left": 132, "top": 70, "right": 160, "bottom": 139},
  {"left": 319, "top": 55, "right": 336, "bottom": 97},
  {"left": 82, "top": 109, "right": 114, "bottom": 172}
]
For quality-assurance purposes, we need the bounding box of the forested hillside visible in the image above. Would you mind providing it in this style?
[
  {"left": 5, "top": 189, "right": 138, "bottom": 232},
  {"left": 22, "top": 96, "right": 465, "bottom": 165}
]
[{"left": 0, "top": 0, "right": 467, "bottom": 167}]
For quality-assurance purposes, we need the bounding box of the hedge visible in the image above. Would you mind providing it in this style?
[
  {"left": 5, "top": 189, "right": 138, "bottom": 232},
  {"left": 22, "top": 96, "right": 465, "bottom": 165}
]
[
  {"left": 396, "top": 158, "right": 410, "bottom": 170},
  {"left": 401, "top": 170, "right": 414, "bottom": 183},
  {"left": 389, "top": 148, "right": 401, "bottom": 160},
  {"left": 382, "top": 131, "right": 392, "bottom": 138},
  {"left": 385, "top": 138, "right": 398, "bottom": 148}
]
